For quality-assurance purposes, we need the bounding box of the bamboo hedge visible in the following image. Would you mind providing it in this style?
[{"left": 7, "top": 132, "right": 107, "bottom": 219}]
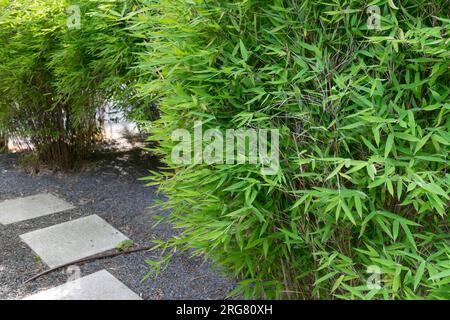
[
  {"left": 0, "top": 0, "right": 448, "bottom": 299},
  {"left": 0, "top": 0, "right": 152, "bottom": 168},
  {"left": 139, "top": 0, "right": 450, "bottom": 299}
]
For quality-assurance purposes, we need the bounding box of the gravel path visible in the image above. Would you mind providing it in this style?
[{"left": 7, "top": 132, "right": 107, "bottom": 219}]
[{"left": 0, "top": 151, "right": 236, "bottom": 300}]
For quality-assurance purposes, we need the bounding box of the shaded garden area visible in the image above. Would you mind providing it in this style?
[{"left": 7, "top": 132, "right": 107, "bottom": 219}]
[
  {"left": 0, "top": 0, "right": 449, "bottom": 300},
  {"left": 0, "top": 150, "right": 235, "bottom": 299}
]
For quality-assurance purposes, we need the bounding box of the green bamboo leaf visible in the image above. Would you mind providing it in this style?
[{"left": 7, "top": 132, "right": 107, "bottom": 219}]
[
  {"left": 429, "top": 269, "right": 450, "bottom": 281},
  {"left": 341, "top": 199, "right": 356, "bottom": 225},
  {"left": 395, "top": 132, "right": 419, "bottom": 142},
  {"left": 367, "top": 164, "right": 377, "bottom": 181},
  {"left": 291, "top": 193, "right": 309, "bottom": 210},
  {"left": 263, "top": 239, "right": 269, "bottom": 258},
  {"left": 396, "top": 178, "right": 403, "bottom": 200},
  {"left": 400, "top": 221, "right": 417, "bottom": 250},
  {"left": 326, "top": 162, "right": 345, "bottom": 181},
  {"left": 388, "top": 0, "right": 399, "bottom": 10},
  {"left": 354, "top": 195, "right": 363, "bottom": 218},
  {"left": 422, "top": 183, "right": 449, "bottom": 198},
  {"left": 392, "top": 220, "right": 399, "bottom": 241},
  {"left": 386, "top": 179, "right": 394, "bottom": 197},
  {"left": 314, "top": 271, "right": 338, "bottom": 286},
  {"left": 372, "top": 126, "right": 380, "bottom": 147},
  {"left": 384, "top": 134, "right": 394, "bottom": 158},
  {"left": 239, "top": 39, "right": 249, "bottom": 61},
  {"left": 331, "top": 274, "right": 345, "bottom": 293},
  {"left": 432, "top": 133, "right": 450, "bottom": 145},
  {"left": 414, "top": 261, "right": 426, "bottom": 290}
]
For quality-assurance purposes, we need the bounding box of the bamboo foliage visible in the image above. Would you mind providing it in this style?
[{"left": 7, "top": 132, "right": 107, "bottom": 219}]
[
  {"left": 0, "top": 0, "right": 153, "bottom": 168},
  {"left": 0, "top": 0, "right": 447, "bottom": 299},
  {"left": 138, "top": 0, "right": 449, "bottom": 299},
  {"left": 0, "top": 0, "right": 80, "bottom": 167}
]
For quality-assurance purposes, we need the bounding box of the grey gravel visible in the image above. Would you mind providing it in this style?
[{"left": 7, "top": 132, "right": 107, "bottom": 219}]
[{"left": 0, "top": 151, "right": 236, "bottom": 300}]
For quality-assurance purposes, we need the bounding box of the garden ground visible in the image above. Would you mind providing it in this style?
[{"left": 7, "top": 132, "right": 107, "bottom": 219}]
[{"left": 0, "top": 149, "right": 236, "bottom": 300}]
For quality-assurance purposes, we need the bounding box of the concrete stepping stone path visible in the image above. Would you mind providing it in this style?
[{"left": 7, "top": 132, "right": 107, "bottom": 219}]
[
  {"left": 20, "top": 214, "right": 129, "bottom": 268},
  {"left": 23, "top": 270, "right": 142, "bottom": 300},
  {"left": 0, "top": 193, "right": 75, "bottom": 225},
  {"left": 2, "top": 193, "right": 138, "bottom": 299}
]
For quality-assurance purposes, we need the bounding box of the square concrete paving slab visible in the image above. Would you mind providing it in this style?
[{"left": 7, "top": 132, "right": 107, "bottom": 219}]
[
  {"left": 0, "top": 193, "right": 75, "bottom": 225},
  {"left": 20, "top": 215, "right": 129, "bottom": 268},
  {"left": 23, "top": 270, "right": 142, "bottom": 300}
]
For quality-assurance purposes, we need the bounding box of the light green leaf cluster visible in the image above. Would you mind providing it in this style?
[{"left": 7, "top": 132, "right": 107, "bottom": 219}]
[
  {"left": 138, "top": 0, "right": 449, "bottom": 299},
  {"left": 0, "top": 0, "right": 153, "bottom": 168}
]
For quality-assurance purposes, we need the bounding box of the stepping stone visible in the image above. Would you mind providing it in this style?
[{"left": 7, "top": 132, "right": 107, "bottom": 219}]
[
  {"left": 0, "top": 193, "right": 75, "bottom": 225},
  {"left": 20, "top": 215, "right": 129, "bottom": 268},
  {"left": 23, "top": 270, "right": 142, "bottom": 300}
]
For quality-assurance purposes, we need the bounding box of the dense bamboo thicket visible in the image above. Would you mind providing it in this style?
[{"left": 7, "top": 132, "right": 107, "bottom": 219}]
[
  {"left": 0, "top": 0, "right": 152, "bottom": 168},
  {"left": 139, "top": 0, "right": 449, "bottom": 299},
  {"left": 0, "top": 0, "right": 448, "bottom": 299}
]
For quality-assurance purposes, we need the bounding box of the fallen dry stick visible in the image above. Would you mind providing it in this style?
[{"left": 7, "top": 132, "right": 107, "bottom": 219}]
[{"left": 23, "top": 246, "right": 154, "bottom": 284}]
